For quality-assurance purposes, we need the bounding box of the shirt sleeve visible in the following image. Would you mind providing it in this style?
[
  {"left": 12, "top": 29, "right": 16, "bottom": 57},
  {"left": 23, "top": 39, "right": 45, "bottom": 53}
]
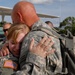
[{"left": 12, "top": 52, "right": 46, "bottom": 75}]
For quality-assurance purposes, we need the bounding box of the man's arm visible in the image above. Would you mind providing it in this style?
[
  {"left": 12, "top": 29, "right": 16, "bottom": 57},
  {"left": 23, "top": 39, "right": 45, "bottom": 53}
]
[
  {"left": 12, "top": 36, "right": 54, "bottom": 75},
  {"left": 12, "top": 52, "right": 46, "bottom": 75}
]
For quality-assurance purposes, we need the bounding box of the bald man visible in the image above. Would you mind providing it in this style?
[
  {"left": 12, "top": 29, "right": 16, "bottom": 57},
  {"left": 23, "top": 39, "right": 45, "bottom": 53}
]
[
  {"left": 0, "top": 1, "right": 63, "bottom": 75},
  {"left": 10, "top": 1, "right": 63, "bottom": 75}
]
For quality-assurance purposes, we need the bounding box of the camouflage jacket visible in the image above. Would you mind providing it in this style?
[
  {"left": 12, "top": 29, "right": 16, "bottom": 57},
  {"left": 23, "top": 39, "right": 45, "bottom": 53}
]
[
  {"left": 13, "top": 20, "right": 63, "bottom": 75},
  {"left": 0, "top": 53, "right": 18, "bottom": 75}
]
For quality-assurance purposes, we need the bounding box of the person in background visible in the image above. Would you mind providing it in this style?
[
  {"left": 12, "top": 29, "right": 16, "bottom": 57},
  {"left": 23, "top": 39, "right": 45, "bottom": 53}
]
[
  {"left": 0, "top": 23, "right": 53, "bottom": 75},
  {"left": 45, "top": 21, "right": 54, "bottom": 28},
  {"left": 2, "top": 22, "right": 12, "bottom": 43},
  {"left": 0, "top": 23, "right": 12, "bottom": 49},
  {"left": 45, "top": 21, "right": 57, "bottom": 32}
]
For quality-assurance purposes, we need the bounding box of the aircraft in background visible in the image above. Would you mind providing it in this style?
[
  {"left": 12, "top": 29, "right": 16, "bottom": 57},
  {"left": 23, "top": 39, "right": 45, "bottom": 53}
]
[{"left": 0, "top": 6, "right": 59, "bottom": 22}]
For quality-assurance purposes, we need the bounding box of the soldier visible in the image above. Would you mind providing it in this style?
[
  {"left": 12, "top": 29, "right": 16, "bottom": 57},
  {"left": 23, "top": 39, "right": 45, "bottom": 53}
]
[
  {"left": 0, "top": 23, "right": 54, "bottom": 75},
  {"left": 11, "top": 1, "right": 63, "bottom": 75},
  {"left": 0, "top": 1, "right": 63, "bottom": 75},
  {"left": 0, "top": 23, "right": 30, "bottom": 75}
]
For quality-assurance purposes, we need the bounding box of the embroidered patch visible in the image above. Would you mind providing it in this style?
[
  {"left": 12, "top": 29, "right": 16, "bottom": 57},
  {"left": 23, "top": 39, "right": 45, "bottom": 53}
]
[{"left": 3, "top": 60, "right": 18, "bottom": 70}]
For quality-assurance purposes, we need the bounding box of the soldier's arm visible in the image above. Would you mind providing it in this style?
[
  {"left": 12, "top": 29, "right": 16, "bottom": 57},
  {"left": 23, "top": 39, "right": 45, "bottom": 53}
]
[
  {"left": 0, "top": 43, "right": 9, "bottom": 56},
  {"left": 12, "top": 36, "right": 55, "bottom": 75},
  {"left": 12, "top": 53, "right": 46, "bottom": 75},
  {"left": 0, "top": 38, "right": 12, "bottom": 56}
]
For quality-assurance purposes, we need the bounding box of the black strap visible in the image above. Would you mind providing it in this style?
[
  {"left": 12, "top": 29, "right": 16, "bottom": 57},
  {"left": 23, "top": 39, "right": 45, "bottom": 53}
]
[{"left": 59, "top": 39, "right": 67, "bottom": 73}]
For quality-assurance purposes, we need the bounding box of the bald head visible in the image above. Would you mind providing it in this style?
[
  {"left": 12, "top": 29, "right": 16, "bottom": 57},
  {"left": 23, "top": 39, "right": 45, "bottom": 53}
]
[{"left": 12, "top": 1, "right": 39, "bottom": 28}]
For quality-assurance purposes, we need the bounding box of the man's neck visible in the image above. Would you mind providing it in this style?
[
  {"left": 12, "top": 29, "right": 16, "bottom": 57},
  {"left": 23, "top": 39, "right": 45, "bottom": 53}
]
[{"left": 26, "top": 17, "right": 40, "bottom": 28}]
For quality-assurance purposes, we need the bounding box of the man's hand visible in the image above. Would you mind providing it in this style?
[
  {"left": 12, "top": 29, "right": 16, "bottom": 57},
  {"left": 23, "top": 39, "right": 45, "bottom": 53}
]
[
  {"left": 29, "top": 36, "right": 55, "bottom": 58},
  {"left": 0, "top": 43, "right": 9, "bottom": 56}
]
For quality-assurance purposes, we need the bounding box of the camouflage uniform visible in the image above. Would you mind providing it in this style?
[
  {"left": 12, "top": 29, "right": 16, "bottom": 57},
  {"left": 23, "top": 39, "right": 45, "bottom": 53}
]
[
  {"left": 12, "top": 20, "right": 63, "bottom": 75},
  {"left": 0, "top": 52, "right": 19, "bottom": 75}
]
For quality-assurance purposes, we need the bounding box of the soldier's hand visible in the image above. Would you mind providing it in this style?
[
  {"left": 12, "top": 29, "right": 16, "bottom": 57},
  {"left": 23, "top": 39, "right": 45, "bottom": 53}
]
[
  {"left": 0, "top": 43, "right": 9, "bottom": 56},
  {"left": 29, "top": 35, "right": 55, "bottom": 58}
]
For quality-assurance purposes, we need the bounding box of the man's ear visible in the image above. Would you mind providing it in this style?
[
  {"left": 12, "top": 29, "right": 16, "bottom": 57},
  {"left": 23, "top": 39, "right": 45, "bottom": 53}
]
[{"left": 17, "top": 12, "right": 23, "bottom": 22}]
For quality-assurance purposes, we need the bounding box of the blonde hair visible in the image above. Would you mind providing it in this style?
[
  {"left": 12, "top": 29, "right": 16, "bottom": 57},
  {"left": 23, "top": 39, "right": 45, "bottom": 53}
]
[{"left": 7, "top": 23, "right": 30, "bottom": 44}]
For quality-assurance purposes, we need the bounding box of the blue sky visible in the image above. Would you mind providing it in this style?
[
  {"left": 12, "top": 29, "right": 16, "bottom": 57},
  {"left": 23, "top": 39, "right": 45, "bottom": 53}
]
[{"left": 0, "top": 0, "right": 75, "bottom": 27}]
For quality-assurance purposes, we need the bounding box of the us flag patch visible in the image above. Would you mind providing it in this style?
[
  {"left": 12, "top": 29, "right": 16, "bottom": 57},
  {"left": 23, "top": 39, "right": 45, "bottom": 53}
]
[{"left": 3, "top": 60, "right": 18, "bottom": 70}]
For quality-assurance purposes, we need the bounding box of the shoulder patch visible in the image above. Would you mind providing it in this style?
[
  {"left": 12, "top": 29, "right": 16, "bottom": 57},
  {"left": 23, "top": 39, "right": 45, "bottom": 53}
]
[{"left": 3, "top": 60, "right": 18, "bottom": 70}]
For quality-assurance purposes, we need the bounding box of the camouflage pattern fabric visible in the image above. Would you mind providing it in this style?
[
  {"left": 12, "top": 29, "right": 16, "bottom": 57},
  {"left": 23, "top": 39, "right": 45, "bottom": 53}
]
[
  {"left": 0, "top": 53, "right": 18, "bottom": 75},
  {"left": 12, "top": 20, "right": 63, "bottom": 75}
]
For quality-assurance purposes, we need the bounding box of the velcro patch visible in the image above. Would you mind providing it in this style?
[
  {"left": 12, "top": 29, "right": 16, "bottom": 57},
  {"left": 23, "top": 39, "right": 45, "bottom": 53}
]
[{"left": 3, "top": 60, "right": 18, "bottom": 70}]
